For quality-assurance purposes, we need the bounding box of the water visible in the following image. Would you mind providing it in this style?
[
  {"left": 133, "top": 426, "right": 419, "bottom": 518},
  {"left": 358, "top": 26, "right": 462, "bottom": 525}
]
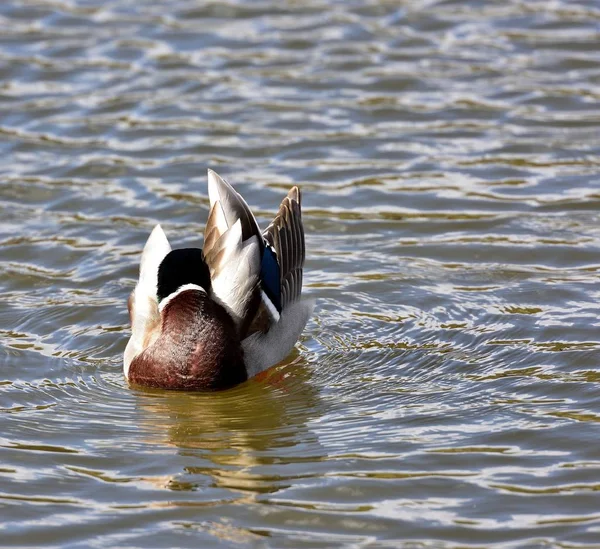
[{"left": 1, "top": 0, "right": 600, "bottom": 546}]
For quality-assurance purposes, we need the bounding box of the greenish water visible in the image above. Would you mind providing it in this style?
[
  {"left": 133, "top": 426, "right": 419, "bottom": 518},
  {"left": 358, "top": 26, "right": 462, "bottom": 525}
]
[{"left": 1, "top": 1, "right": 600, "bottom": 547}]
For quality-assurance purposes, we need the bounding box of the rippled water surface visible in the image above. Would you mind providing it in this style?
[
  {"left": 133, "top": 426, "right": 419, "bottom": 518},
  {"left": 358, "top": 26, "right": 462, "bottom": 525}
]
[{"left": 1, "top": 0, "right": 600, "bottom": 547}]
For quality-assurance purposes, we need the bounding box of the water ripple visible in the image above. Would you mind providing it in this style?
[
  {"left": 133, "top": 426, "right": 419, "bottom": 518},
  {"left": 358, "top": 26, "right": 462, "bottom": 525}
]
[{"left": 1, "top": 0, "right": 600, "bottom": 546}]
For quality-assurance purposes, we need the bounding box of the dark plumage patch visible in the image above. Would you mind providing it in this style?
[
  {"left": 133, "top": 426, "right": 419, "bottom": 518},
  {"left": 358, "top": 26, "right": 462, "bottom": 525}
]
[
  {"left": 128, "top": 289, "right": 247, "bottom": 390},
  {"left": 261, "top": 245, "right": 281, "bottom": 312},
  {"left": 157, "top": 248, "right": 211, "bottom": 302}
]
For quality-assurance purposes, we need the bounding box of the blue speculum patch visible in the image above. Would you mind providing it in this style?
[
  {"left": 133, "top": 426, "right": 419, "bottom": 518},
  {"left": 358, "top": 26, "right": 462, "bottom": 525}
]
[{"left": 260, "top": 245, "right": 281, "bottom": 312}]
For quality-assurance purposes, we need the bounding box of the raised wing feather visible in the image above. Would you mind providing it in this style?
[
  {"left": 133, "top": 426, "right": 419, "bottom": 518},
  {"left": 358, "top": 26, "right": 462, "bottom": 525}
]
[
  {"left": 203, "top": 170, "right": 311, "bottom": 358},
  {"left": 263, "top": 187, "right": 305, "bottom": 309},
  {"left": 203, "top": 170, "right": 262, "bottom": 333},
  {"left": 124, "top": 224, "right": 171, "bottom": 376},
  {"left": 243, "top": 185, "right": 312, "bottom": 373},
  {"left": 207, "top": 169, "right": 262, "bottom": 245},
  {"left": 209, "top": 222, "right": 261, "bottom": 331},
  {"left": 203, "top": 200, "right": 228, "bottom": 260}
]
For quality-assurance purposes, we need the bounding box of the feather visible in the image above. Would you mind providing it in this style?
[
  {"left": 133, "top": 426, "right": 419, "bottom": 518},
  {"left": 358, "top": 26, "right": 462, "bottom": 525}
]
[
  {"left": 207, "top": 169, "right": 262, "bottom": 243},
  {"left": 203, "top": 202, "right": 228, "bottom": 259},
  {"left": 204, "top": 171, "right": 263, "bottom": 333},
  {"left": 124, "top": 224, "right": 171, "bottom": 377},
  {"left": 210, "top": 236, "right": 260, "bottom": 328},
  {"left": 204, "top": 219, "right": 243, "bottom": 277},
  {"left": 139, "top": 224, "right": 171, "bottom": 295},
  {"left": 263, "top": 187, "right": 305, "bottom": 309},
  {"left": 242, "top": 299, "right": 315, "bottom": 377}
]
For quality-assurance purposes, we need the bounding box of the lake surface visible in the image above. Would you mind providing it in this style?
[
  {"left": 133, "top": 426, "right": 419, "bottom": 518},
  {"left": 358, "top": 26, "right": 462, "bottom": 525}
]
[{"left": 1, "top": 0, "right": 600, "bottom": 547}]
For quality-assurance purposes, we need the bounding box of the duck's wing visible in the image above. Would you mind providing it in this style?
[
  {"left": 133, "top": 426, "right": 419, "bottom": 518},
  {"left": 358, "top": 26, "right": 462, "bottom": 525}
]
[
  {"left": 203, "top": 170, "right": 262, "bottom": 333},
  {"left": 124, "top": 224, "right": 171, "bottom": 377},
  {"left": 263, "top": 186, "right": 305, "bottom": 309},
  {"left": 242, "top": 186, "right": 305, "bottom": 334},
  {"left": 242, "top": 187, "right": 315, "bottom": 377}
]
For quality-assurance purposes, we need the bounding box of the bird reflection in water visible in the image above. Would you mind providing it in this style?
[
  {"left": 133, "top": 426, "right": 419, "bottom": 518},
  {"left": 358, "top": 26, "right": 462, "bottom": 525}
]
[{"left": 131, "top": 354, "right": 323, "bottom": 500}]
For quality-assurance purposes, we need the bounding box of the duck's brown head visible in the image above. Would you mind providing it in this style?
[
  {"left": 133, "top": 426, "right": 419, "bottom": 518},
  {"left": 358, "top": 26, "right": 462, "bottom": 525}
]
[{"left": 128, "top": 249, "right": 247, "bottom": 391}]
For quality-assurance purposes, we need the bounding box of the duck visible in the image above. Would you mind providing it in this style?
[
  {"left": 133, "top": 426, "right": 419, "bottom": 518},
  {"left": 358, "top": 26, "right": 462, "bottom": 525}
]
[{"left": 124, "top": 169, "right": 315, "bottom": 391}]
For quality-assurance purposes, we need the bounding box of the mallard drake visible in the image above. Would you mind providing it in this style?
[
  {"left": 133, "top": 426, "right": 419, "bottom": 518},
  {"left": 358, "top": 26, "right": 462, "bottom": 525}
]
[{"left": 124, "top": 170, "right": 314, "bottom": 391}]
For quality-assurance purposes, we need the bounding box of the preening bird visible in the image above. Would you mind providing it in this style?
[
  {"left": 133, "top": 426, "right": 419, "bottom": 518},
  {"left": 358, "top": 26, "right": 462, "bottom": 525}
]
[{"left": 124, "top": 170, "right": 314, "bottom": 390}]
